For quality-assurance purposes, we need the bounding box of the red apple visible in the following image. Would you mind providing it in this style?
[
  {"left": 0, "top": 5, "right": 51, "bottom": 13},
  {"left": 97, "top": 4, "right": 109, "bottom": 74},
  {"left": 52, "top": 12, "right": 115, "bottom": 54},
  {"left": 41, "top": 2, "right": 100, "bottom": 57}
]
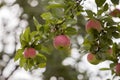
[
  {"left": 109, "top": 9, "right": 120, "bottom": 17},
  {"left": 87, "top": 53, "right": 100, "bottom": 65},
  {"left": 85, "top": 19, "right": 102, "bottom": 33},
  {"left": 115, "top": 63, "right": 120, "bottom": 76},
  {"left": 24, "top": 48, "right": 36, "bottom": 58},
  {"left": 53, "top": 35, "right": 70, "bottom": 49}
]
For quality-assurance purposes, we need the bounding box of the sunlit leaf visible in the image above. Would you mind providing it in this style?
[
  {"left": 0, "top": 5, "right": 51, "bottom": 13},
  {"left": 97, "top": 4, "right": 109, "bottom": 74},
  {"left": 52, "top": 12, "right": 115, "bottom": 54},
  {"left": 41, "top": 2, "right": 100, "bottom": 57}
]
[
  {"left": 33, "top": 17, "right": 42, "bottom": 31},
  {"left": 14, "top": 49, "right": 24, "bottom": 61},
  {"left": 41, "top": 12, "right": 53, "bottom": 20},
  {"left": 99, "top": 68, "right": 110, "bottom": 70}
]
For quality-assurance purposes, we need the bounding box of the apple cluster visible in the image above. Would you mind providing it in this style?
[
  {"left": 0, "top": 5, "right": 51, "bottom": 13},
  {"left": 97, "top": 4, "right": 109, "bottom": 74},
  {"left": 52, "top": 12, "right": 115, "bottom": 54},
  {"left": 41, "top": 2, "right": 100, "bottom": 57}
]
[{"left": 85, "top": 8, "right": 120, "bottom": 75}]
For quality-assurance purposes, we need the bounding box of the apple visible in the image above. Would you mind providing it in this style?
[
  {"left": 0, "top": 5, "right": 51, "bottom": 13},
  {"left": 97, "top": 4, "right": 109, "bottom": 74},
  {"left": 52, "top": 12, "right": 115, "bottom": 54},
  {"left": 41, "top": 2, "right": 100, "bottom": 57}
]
[
  {"left": 115, "top": 63, "right": 120, "bottom": 76},
  {"left": 109, "top": 9, "right": 120, "bottom": 17},
  {"left": 24, "top": 47, "right": 36, "bottom": 58},
  {"left": 85, "top": 19, "right": 102, "bottom": 33},
  {"left": 53, "top": 35, "right": 70, "bottom": 49},
  {"left": 105, "top": 48, "right": 113, "bottom": 60},
  {"left": 87, "top": 53, "right": 100, "bottom": 65}
]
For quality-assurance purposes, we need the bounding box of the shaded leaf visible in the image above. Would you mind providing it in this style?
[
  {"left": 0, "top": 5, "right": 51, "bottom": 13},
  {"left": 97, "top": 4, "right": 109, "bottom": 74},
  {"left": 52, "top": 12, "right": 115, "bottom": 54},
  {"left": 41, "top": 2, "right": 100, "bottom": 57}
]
[
  {"left": 65, "top": 27, "right": 77, "bottom": 35},
  {"left": 111, "top": 0, "right": 119, "bottom": 5},
  {"left": 95, "top": 0, "right": 106, "bottom": 7},
  {"left": 103, "top": 3, "right": 108, "bottom": 11}
]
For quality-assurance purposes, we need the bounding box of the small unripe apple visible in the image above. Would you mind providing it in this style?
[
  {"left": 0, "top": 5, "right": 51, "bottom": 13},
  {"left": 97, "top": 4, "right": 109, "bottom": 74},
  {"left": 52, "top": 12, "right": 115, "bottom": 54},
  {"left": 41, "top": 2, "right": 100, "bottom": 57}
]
[
  {"left": 87, "top": 53, "right": 100, "bottom": 65},
  {"left": 105, "top": 48, "right": 113, "bottom": 60},
  {"left": 24, "top": 48, "right": 36, "bottom": 58},
  {"left": 85, "top": 19, "right": 102, "bottom": 33},
  {"left": 109, "top": 9, "right": 120, "bottom": 17},
  {"left": 53, "top": 35, "right": 70, "bottom": 49},
  {"left": 115, "top": 63, "right": 120, "bottom": 76},
  {"left": 106, "top": 48, "right": 113, "bottom": 55}
]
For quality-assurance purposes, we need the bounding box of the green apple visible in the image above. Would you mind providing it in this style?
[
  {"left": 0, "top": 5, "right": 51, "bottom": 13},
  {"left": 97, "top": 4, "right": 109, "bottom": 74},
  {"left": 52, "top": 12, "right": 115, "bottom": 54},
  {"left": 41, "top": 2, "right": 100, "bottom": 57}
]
[{"left": 87, "top": 53, "right": 101, "bottom": 65}]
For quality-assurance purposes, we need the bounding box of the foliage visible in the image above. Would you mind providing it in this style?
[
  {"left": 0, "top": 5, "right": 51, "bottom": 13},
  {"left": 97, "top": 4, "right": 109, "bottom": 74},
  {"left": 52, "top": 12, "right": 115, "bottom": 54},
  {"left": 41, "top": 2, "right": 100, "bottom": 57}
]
[{"left": 14, "top": 0, "right": 120, "bottom": 79}]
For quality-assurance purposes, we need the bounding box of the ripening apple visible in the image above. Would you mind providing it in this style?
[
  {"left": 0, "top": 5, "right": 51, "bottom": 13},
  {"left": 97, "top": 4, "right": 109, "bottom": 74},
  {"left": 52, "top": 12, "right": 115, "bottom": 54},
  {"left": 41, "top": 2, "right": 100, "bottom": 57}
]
[
  {"left": 87, "top": 53, "right": 100, "bottom": 65},
  {"left": 115, "top": 63, "right": 120, "bottom": 76},
  {"left": 109, "top": 9, "right": 120, "bottom": 17},
  {"left": 53, "top": 35, "right": 70, "bottom": 49},
  {"left": 24, "top": 47, "right": 36, "bottom": 58},
  {"left": 85, "top": 19, "right": 103, "bottom": 33}
]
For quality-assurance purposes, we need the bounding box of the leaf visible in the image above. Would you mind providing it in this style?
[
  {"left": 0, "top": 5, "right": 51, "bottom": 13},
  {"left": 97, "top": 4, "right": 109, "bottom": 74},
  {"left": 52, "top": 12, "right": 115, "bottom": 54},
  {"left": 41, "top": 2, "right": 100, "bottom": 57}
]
[
  {"left": 23, "top": 27, "right": 30, "bottom": 42},
  {"left": 14, "top": 49, "right": 24, "bottom": 61},
  {"left": 99, "top": 68, "right": 110, "bottom": 70},
  {"left": 36, "top": 53, "right": 47, "bottom": 63},
  {"left": 21, "top": 40, "right": 28, "bottom": 48},
  {"left": 111, "top": 0, "right": 119, "bottom": 5},
  {"left": 26, "top": 59, "right": 33, "bottom": 70},
  {"left": 19, "top": 57, "right": 26, "bottom": 67},
  {"left": 34, "top": 44, "right": 41, "bottom": 50},
  {"left": 30, "top": 31, "right": 38, "bottom": 39},
  {"left": 85, "top": 10, "right": 94, "bottom": 18},
  {"left": 110, "top": 63, "right": 116, "bottom": 69},
  {"left": 95, "top": 0, "right": 106, "bottom": 7},
  {"left": 41, "top": 45, "right": 50, "bottom": 54},
  {"left": 103, "top": 3, "right": 108, "bottom": 11},
  {"left": 65, "top": 27, "right": 77, "bottom": 35},
  {"left": 41, "top": 12, "right": 53, "bottom": 20},
  {"left": 20, "top": 33, "right": 28, "bottom": 48},
  {"left": 38, "top": 63, "right": 46, "bottom": 68},
  {"left": 112, "top": 32, "right": 120, "bottom": 38},
  {"left": 47, "top": 4, "right": 64, "bottom": 9},
  {"left": 33, "top": 17, "right": 42, "bottom": 31},
  {"left": 34, "top": 53, "right": 47, "bottom": 68},
  {"left": 66, "top": 19, "right": 77, "bottom": 25}
]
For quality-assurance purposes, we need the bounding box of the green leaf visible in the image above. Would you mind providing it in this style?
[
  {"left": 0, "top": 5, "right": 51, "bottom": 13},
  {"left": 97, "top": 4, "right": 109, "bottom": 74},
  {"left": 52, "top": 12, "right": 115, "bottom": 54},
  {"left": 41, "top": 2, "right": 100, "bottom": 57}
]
[
  {"left": 23, "top": 27, "right": 30, "bottom": 42},
  {"left": 41, "top": 46, "right": 50, "bottom": 54},
  {"left": 33, "top": 17, "right": 42, "bottom": 31},
  {"left": 35, "top": 53, "right": 47, "bottom": 68},
  {"left": 103, "top": 3, "right": 108, "bottom": 11},
  {"left": 110, "top": 63, "right": 116, "bottom": 69},
  {"left": 20, "top": 33, "right": 28, "bottom": 48},
  {"left": 65, "top": 27, "right": 77, "bottom": 35},
  {"left": 21, "top": 40, "right": 28, "bottom": 48},
  {"left": 26, "top": 59, "right": 33, "bottom": 70},
  {"left": 112, "top": 32, "right": 120, "bottom": 38},
  {"left": 30, "top": 31, "right": 38, "bottom": 39},
  {"left": 85, "top": 10, "right": 94, "bottom": 18},
  {"left": 41, "top": 12, "right": 53, "bottom": 20},
  {"left": 38, "top": 63, "right": 46, "bottom": 68},
  {"left": 95, "top": 0, "right": 106, "bottom": 7},
  {"left": 97, "top": 9, "right": 104, "bottom": 16},
  {"left": 99, "top": 68, "right": 110, "bottom": 70},
  {"left": 34, "top": 44, "right": 41, "bottom": 50},
  {"left": 66, "top": 19, "right": 77, "bottom": 25},
  {"left": 19, "top": 57, "right": 26, "bottom": 67},
  {"left": 47, "top": 4, "right": 64, "bottom": 9},
  {"left": 14, "top": 49, "right": 24, "bottom": 61},
  {"left": 36, "top": 53, "right": 47, "bottom": 63},
  {"left": 111, "top": 0, "right": 119, "bottom": 5}
]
